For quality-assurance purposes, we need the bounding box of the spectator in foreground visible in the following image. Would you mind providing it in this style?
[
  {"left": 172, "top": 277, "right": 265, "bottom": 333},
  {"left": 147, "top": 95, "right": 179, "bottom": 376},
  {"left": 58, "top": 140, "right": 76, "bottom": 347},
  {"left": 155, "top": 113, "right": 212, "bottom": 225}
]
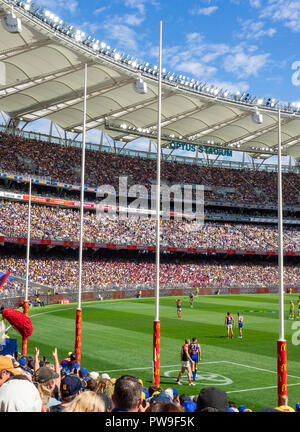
[
  {"left": 0, "top": 355, "right": 21, "bottom": 387},
  {"left": 0, "top": 378, "right": 42, "bottom": 412},
  {"left": 195, "top": 387, "right": 229, "bottom": 412},
  {"left": 112, "top": 375, "right": 146, "bottom": 412},
  {"left": 33, "top": 366, "right": 60, "bottom": 411},
  {"left": 62, "top": 390, "right": 105, "bottom": 412},
  {"left": 50, "top": 374, "right": 82, "bottom": 412}
]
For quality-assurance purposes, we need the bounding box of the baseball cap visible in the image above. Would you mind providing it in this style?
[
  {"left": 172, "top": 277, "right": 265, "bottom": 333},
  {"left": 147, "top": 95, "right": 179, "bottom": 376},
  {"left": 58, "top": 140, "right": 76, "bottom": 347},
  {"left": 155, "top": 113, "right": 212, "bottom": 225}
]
[
  {"left": 89, "top": 371, "right": 99, "bottom": 380},
  {"left": 165, "top": 388, "right": 174, "bottom": 399},
  {"left": 238, "top": 405, "right": 250, "bottom": 412},
  {"left": 101, "top": 373, "right": 111, "bottom": 380},
  {"left": 18, "top": 358, "right": 26, "bottom": 367},
  {"left": 152, "top": 392, "right": 172, "bottom": 403},
  {"left": 79, "top": 368, "right": 88, "bottom": 377},
  {"left": 0, "top": 356, "right": 21, "bottom": 375},
  {"left": 196, "top": 387, "right": 229, "bottom": 412},
  {"left": 60, "top": 374, "right": 82, "bottom": 398},
  {"left": 172, "top": 388, "right": 178, "bottom": 397},
  {"left": 296, "top": 403, "right": 300, "bottom": 412},
  {"left": 34, "top": 367, "right": 59, "bottom": 384},
  {"left": 182, "top": 401, "right": 197, "bottom": 412}
]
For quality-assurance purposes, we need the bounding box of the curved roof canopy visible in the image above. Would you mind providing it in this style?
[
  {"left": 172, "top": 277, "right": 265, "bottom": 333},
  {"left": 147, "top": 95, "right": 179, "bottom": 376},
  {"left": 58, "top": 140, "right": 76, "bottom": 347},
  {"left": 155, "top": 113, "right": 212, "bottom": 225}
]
[{"left": 1, "top": 0, "right": 300, "bottom": 161}]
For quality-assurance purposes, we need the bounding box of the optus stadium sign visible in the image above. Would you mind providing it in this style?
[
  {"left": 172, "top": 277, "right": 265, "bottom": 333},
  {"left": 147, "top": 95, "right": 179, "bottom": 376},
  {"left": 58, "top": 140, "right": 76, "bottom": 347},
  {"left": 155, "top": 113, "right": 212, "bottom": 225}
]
[{"left": 169, "top": 141, "right": 233, "bottom": 157}]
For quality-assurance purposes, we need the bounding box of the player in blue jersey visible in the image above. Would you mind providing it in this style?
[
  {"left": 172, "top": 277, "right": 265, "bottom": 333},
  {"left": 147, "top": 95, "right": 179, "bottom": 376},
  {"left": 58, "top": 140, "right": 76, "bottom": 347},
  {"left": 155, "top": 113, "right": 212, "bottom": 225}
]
[
  {"left": 237, "top": 312, "right": 244, "bottom": 338},
  {"left": 189, "top": 337, "right": 201, "bottom": 381},
  {"left": 225, "top": 312, "right": 235, "bottom": 339}
]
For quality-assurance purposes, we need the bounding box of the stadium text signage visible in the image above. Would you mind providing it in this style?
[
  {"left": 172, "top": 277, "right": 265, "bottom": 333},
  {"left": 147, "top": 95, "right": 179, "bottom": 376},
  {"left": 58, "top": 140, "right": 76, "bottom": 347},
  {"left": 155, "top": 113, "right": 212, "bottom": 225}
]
[{"left": 169, "top": 141, "right": 233, "bottom": 157}]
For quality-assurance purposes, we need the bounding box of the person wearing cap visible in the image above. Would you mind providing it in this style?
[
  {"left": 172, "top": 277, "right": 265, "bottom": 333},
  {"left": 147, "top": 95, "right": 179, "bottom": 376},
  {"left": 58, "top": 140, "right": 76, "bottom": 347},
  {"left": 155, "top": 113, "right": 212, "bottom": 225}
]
[
  {"left": 0, "top": 355, "right": 21, "bottom": 387},
  {"left": 0, "top": 378, "right": 43, "bottom": 412},
  {"left": 50, "top": 374, "right": 82, "bottom": 412},
  {"left": 79, "top": 368, "right": 90, "bottom": 389},
  {"left": 182, "top": 400, "right": 197, "bottom": 412},
  {"left": 33, "top": 366, "right": 60, "bottom": 411},
  {"left": 195, "top": 387, "right": 229, "bottom": 412}
]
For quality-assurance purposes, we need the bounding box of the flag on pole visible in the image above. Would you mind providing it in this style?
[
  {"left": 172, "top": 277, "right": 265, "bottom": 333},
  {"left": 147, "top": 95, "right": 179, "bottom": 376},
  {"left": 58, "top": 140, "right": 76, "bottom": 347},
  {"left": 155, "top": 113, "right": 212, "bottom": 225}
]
[{"left": 0, "top": 273, "right": 11, "bottom": 290}]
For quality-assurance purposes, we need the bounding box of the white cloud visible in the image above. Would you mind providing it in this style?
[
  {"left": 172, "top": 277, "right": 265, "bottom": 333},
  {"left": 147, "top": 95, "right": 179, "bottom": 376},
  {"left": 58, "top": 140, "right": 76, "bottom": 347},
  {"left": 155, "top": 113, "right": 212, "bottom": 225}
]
[
  {"left": 103, "top": 23, "right": 139, "bottom": 51},
  {"left": 223, "top": 49, "right": 270, "bottom": 78},
  {"left": 237, "top": 19, "right": 276, "bottom": 40},
  {"left": 190, "top": 6, "right": 219, "bottom": 16},
  {"left": 254, "top": 0, "right": 300, "bottom": 32},
  {"left": 38, "top": 0, "right": 78, "bottom": 14},
  {"left": 93, "top": 7, "right": 108, "bottom": 16}
]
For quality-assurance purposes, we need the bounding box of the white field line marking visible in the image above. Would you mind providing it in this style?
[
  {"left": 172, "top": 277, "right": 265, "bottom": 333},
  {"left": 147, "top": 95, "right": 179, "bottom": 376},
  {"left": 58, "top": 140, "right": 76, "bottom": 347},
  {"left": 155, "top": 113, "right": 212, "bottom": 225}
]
[
  {"left": 97, "top": 361, "right": 226, "bottom": 374},
  {"left": 227, "top": 382, "right": 300, "bottom": 394},
  {"left": 224, "top": 360, "right": 300, "bottom": 380}
]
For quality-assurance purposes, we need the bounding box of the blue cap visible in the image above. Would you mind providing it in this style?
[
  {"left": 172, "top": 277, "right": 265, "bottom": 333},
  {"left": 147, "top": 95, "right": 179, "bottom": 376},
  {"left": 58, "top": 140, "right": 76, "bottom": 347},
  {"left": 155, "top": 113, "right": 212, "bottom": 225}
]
[
  {"left": 238, "top": 405, "right": 248, "bottom": 412},
  {"left": 296, "top": 403, "right": 300, "bottom": 412},
  {"left": 79, "top": 368, "right": 88, "bottom": 377},
  {"left": 182, "top": 401, "right": 197, "bottom": 412},
  {"left": 228, "top": 407, "right": 238, "bottom": 412},
  {"left": 172, "top": 388, "right": 178, "bottom": 396},
  {"left": 18, "top": 357, "right": 26, "bottom": 367},
  {"left": 152, "top": 392, "right": 172, "bottom": 403},
  {"left": 61, "top": 374, "right": 82, "bottom": 397}
]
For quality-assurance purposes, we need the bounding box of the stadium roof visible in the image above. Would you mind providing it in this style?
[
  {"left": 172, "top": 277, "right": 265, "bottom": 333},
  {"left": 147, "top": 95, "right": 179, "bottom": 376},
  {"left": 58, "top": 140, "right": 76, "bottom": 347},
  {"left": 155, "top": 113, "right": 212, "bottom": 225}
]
[{"left": 1, "top": 0, "right": 300, "bottom": 161}]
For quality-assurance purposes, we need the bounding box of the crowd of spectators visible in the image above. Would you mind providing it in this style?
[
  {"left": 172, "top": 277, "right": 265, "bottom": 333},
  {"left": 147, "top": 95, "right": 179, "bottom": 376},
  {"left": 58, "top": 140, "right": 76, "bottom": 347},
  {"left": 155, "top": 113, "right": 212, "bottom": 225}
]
[
  {"left": 0, "top": 132, "right": 300, "bottom": 205},
  {"left": 0, "top": 200, "right": 300, "bottom": 252},
  {"left": 0, "top": 351, "right": 296, "bottom": 412},
  {"left": 0, "top": 250, "right": 298, "bottom": 294}
]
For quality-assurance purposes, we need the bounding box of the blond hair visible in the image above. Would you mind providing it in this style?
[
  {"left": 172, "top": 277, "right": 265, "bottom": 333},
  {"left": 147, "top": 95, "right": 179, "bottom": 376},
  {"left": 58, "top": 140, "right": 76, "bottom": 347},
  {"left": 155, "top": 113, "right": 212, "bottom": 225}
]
[{"left": 63, "top": 391, "right": 105, "bottom": 412}]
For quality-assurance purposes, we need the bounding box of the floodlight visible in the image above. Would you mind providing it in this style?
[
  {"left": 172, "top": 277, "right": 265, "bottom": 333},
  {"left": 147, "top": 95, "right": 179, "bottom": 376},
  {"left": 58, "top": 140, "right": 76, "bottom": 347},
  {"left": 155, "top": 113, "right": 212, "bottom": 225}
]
[
  {"left": 133, "top": 74, "right": 147, "bottom": 94},
  {"left": 252, "top": 109, "right": 263, "bottom": 124},
  {"left": 2, "top": 12, "right": 22, "bottom": 33}
]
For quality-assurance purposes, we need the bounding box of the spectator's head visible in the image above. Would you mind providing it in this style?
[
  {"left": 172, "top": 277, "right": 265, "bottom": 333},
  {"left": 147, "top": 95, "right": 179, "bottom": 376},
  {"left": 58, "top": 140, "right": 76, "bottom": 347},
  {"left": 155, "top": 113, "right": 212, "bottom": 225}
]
[
  {"left": 0, "top": 355, "right": 21, "bottom": 386},
  {"left": 148, "top": 385, "right": 162, "bottom": 397},
  {"left": 63, "top": 390, "right": 105, "bottom": 412},
  {"left": 0, "top": 378, "right": 42, "bottom": 411},
  {"left": 151, "top": 392, "right": 172, "bottom": 404},
  {"left": 196, "top": 387, "right": 229, "bottom": 412},
  {"left": 112, "top": 375, "right": 143, "bottom": 412},
  {"left": 97, "top": 392, "right": 113, "bottom": 412},
  {"left": 79, "top": 368, "right": 88, "bottom": 378},
  {"left": 179, "top": 394, "right": 190, "bottom": 405},
  {"left": 33, "top": 366, "right": 59, "bottom": 407},
  {"left": 146, "top": 401, "right": 185, "bottom": 412},
  {"left": 60, "top": 374, "right": 82, "bottom": 403},
  {"left": 182, "top": 400, "right": 197, "bottom": 412}
]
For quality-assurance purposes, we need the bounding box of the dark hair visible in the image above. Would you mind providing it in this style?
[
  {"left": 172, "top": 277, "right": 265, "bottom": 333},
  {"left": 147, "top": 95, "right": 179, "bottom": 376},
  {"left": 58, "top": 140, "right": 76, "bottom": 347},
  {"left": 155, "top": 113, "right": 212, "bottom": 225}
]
[
  {"left": 179, "top": 394, "right": 190, "bottom": 405},
  {"left": 113, "top": 375, "right": 142, "bottom": 411},
  {"left": 228, "top": 400, "right": 236, "bottom": 408},
  {"left": 192, "top": 337, "right": 197, "bottom": 342},
  {"left": 97, "top": 392, "right": 112, "bottom": 411},
  {"left": 148, "top": 385, "right": 162, "bottom": 397},
  {"left": 146, "top": 402, "right": 185, "bottom": 413},
  {"left": 86, "top": 378, "right": 98, "bottom": 392},
  {"left": 8, "top": 374, "right": 31, "bottom": 382},
  {"left": 199, "top": 407, "right": 220, "bottom": 412}
]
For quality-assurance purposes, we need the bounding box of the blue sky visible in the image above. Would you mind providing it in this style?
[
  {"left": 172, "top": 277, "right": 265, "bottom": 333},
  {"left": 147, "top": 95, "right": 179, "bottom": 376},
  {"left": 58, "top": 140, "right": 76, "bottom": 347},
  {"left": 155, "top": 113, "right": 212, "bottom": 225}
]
[
  {"left": 21, "top": 0, "right": 300, "bottom": 164},
  {"left": 34, "top": 0, "right": 300, "bottom": 103}
]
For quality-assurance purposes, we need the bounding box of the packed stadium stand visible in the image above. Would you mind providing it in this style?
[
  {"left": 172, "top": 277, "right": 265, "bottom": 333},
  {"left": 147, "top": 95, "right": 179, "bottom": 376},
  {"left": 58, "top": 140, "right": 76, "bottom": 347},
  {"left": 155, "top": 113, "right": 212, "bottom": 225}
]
[{"left": 0, "top": 130, "right": 298, "bottom": 303}]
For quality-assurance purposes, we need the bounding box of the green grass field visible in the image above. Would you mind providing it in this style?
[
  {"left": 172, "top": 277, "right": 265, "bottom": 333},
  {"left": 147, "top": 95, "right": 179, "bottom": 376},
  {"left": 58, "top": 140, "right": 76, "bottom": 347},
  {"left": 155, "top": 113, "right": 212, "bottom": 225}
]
[{"left": 11, "top": 293, "right": 300, "bottom": 411}]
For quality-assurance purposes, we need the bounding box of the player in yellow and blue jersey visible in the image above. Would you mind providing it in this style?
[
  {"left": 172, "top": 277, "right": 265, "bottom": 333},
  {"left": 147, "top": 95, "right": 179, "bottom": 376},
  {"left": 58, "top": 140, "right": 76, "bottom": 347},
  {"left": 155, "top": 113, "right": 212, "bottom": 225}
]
[{"left": 189, "top": 337, "right": 201, "bottom": 381}]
